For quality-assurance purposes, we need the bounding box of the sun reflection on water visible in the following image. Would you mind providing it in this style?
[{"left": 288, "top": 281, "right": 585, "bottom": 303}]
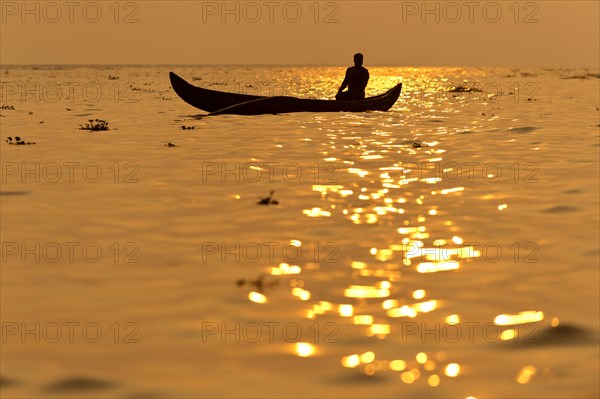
[
  {"left": 283, "top": 124, "right": 487, "bottom": 383},
  {"left": 235, "top": 70, "right": 550, "bottom": 388}
]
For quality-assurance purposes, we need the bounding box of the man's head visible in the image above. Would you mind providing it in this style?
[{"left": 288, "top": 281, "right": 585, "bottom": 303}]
[{"left": 354, "top": 53, "right": 364, "bottom": 66}]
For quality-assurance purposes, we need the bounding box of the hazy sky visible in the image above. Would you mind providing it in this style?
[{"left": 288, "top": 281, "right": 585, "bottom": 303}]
[{"left": 1, "top": 0, "right": 598, "bottom": 66}]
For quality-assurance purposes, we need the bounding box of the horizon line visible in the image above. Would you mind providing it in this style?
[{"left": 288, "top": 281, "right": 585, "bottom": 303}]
[{"left": 1, "top": 63, "right": 598, "bottom": 69}]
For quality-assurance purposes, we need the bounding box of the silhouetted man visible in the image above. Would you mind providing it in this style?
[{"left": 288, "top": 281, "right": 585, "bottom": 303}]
[{"left": 336, "top": 53, "right": 369, "bottom": 101}]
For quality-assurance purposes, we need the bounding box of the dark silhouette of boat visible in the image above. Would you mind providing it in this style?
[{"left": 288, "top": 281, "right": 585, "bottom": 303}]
[{"left": 169, "top": 72, "right": 402, "bottom": 116}]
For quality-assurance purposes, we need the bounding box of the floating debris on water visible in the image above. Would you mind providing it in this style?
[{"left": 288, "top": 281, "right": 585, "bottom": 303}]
[
  {"left": 164, "top": 142, "right": 177, "bottom": 147},
  {"left": 180, "top": 125, "right": 195, "bottom": 130},
  {"left": 257, "top": 190, "right": 278, "bottom": 205},
  {"left": 6, "top": 136, "right": 36, "bottom": 145},
  {"left": 80, "top": 119, "right": 109, "bottom": 131},
  {"left": 448, "top": 85, "right": 482, "bottom": 93},
  {"left": 561, "top": 73, "right": 600, "bottom": 80},
  {"left": 236, "top": 274, "right": 279, "bottom": 292}
]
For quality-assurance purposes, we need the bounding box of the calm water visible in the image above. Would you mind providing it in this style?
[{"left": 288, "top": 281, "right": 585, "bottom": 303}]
[{"left": 0, "top": 65, "right": 599, "bottom": 398}]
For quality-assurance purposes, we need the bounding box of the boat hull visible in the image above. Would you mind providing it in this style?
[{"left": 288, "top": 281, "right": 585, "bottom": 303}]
[{"left": 169, "top": 72, "right": 402, "bottom": 115}]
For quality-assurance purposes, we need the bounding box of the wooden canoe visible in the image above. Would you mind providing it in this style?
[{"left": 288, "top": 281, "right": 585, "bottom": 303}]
[{"left": 169, "top": 72, "right": 402, "bottom": 115}]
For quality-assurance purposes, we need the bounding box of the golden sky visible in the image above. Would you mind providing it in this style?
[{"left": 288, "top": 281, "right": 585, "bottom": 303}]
[{"left": 1, "top": 0, "right": 598, "bottom": 66}]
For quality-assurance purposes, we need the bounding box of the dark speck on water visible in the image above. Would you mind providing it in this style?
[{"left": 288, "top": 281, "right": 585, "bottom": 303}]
[
  {"left": 45, "top": 377, "right": 116, "bottom": 393},
  {"left": 563, "top": 188, "right": 583, "bottom": 194},
  {"left": 448, "top": 85, "right": 482, "bottom": 93},
  {"left": 237, "top": 274, "right": 279, "bottom": 292},
  {"left": 542, "top": 205, "right": 580, "bottom": 213},
  {"left": 0, "top": 191, "right": 31, "bottom": 196},
  {"left": 0, "top": 376, "right": 18, "bottom": 388},
  {"left": 535, "top": 324, "right": 595, "bottom": 345},
  {"left": 257, "top": 190, "right": 278, "bottom": 205},
  {"left": 508, "top": 126, "right": 538, "bottom": 134},
  {"left": 502, "top": 324, "right": 595, "bottom": 348}
]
